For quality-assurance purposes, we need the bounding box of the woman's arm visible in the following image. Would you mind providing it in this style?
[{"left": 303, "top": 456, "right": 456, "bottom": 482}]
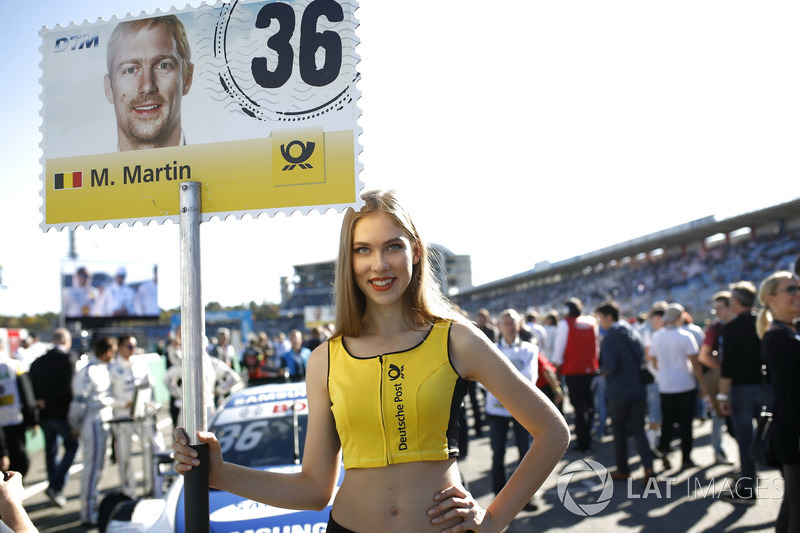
[
  {"left": 429, "top": 321, "right": 570, "bottom": 532},
  {"left": 174, "top": 342, "right": 342, "bottom": 511}
]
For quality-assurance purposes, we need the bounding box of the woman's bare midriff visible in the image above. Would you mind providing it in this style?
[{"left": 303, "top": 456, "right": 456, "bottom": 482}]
[{"left": 331, "top": 459, "right": 466, "bottom": 532}]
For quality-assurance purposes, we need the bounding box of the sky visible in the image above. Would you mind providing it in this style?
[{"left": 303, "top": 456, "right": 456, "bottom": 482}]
[{"left": 2, "top": 0, "right": 800, "bottom": 317}]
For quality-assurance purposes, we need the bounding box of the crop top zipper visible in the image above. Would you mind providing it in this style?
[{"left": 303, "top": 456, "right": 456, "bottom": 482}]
[{"left": 378, "top": 354, "right": 388, "bottom": 463}]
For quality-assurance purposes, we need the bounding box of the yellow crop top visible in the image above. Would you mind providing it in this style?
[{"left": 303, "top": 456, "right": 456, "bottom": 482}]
[{"left": 327, "top": 320, "right": 469, "bottom": 469}]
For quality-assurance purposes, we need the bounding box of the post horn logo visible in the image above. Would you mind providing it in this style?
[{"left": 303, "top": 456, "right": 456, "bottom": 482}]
[
  {"left": 280, "top": 140, "right": 316, "bottom": 171},
  {"left": 557, "top": 459, "right": 614, "bottom": 516},
  {"left": 388, "top": 364, "right": 404, "bottom": 381}
]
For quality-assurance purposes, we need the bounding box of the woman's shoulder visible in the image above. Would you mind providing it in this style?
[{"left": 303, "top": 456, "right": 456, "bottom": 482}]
[
  {"left": 309, "top": 339, "right": 333, "bottom": 358},
  {"left": 445, "top": 318, "right": 483, "bottom": 343},
  {"left": 446, "top": 319, "right": 503, "bottom": 375},
  {"left": 306, "top": 341, "right": 332, "bottom": 388}
]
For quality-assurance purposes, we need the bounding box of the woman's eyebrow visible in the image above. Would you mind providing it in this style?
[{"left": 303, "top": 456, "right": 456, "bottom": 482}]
[{"left": 353, "top": 237, "right": 403, "bottom": 247}]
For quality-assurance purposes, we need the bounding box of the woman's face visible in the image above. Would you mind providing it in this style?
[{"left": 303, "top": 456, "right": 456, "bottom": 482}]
[
  {"left": 766, "top": 276, "right": 800, "bottom": 321},
  {"left": 351, "top": 211, "right": 420, "bottom": 308}
]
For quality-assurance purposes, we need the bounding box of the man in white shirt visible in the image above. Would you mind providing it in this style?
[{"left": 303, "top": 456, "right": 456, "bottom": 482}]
[
  {"left": 483, "top": 309, "right": 538, "bottom": 502},
  {"left": 649, "top": 303, "right": 704, "bottom": 470}
]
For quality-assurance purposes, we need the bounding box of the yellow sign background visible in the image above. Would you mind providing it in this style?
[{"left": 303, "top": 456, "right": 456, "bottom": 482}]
[{"left": 44, "top": 128, "right": 356, "bottom": 226}]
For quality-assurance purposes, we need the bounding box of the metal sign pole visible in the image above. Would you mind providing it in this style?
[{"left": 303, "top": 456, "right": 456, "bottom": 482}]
[{"left": 179, "top": 181, "right": 209, "bottom": 533}]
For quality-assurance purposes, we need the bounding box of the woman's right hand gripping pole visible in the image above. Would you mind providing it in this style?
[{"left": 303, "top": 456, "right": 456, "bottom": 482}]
[{"left": 173, "top": 427, "right": 224, "bottom": 488}]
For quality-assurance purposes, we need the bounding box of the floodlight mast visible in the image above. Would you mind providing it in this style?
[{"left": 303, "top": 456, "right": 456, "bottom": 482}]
[{"left": 179, "top": 181, "right": 209, "bottom": 533}]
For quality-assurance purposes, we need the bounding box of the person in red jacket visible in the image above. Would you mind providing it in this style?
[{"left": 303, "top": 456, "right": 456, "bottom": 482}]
[
  {"left": 536, "top": 352, "right": 563, "bottom": 409},
  {"left": 552, "top": 297, "right": 599, "bottom": 452}
]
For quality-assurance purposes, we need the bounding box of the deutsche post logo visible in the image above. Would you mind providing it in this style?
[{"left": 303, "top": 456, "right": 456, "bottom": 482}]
[
  {"left": 280, "top": 141, "right": 316, "bottom": 171},
  {"left": 388, "top": 364, "right": 404, "bottom": 381},
  {"left": 271, "top": 128, "right": 325, "bottom": 186}
]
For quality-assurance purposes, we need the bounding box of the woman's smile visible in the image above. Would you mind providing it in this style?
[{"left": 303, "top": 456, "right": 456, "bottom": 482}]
[{"left": 369, "top": 277, "right": 397, "bottom": 291}]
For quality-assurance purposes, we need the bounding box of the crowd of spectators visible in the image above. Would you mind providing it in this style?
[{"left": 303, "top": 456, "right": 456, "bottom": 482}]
[{"left": 455, "top": 229, "right": 798, "bottom": 324}]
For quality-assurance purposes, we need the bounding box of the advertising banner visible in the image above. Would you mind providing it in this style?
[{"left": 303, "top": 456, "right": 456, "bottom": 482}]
[{"left": 39, "top": 0, "right": 363, "bottom": 230}]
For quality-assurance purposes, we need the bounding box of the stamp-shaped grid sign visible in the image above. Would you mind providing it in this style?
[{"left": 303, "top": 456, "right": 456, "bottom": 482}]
[{"left": 39, "top": 0, "right": 363, "bottom": 230}]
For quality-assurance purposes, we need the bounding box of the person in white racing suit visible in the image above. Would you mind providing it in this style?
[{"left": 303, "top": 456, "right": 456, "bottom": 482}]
[
  {"left": 70, "top": 337, "right": 116, "bottom": 527},
  {"left": 165, "top": 335, "right": 243, "bottom": 427},
  {"left": 108, "top": 334, "right": 164, "bottom": 498}
]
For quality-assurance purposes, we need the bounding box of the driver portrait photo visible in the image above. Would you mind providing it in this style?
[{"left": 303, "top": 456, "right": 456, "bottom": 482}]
[{"left": 103, "top": 15, "right": 194, "bottom": 151}]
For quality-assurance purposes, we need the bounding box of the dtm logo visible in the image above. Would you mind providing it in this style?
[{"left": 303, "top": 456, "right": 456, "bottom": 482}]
[
  {"left": 54, "top": 35, "right": 99, "bottom": 53},
  {"left": 280, "top": 140, "right": 316, "bottom": 171},
  {"left": 388, "top": 364, "right": 404, "bottom": 381}
]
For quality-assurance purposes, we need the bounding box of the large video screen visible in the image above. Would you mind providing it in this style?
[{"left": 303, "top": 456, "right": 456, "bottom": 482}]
[{"left": 61, "top": 260, "right": 159, "bottom": 320}]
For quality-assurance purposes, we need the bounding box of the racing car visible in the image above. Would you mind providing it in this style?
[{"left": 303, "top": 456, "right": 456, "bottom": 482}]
[{"left": 105, "top": 381, "right": 341, "bottom": 533}]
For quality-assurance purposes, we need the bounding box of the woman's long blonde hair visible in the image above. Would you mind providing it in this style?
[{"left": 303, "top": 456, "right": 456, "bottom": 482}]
[
  {"left": 332, "top": 190, "right": 461, "bottom": 337},
  {"left": 756, "top": 270, "right": 797, "bottom": 338}
]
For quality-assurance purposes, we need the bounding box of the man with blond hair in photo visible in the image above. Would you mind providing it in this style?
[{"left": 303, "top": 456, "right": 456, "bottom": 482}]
[{"left": 104, "top": 15, "right": 194, "bottom": 151}]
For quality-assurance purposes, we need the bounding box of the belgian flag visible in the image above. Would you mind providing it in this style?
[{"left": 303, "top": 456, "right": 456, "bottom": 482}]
[{"left": 54, "top": 171, "right": 83, "bottom": 190}]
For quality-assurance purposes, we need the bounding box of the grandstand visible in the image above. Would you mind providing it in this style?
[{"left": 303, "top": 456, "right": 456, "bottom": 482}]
[{"left": 450, "top": 197, "right": 800, "bottom": 325}]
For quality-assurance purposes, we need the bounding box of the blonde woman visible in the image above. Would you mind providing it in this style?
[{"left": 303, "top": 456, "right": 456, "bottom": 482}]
[
  {"left": 757, "top": 270, "right": 800, "bottom": 532},
  {"left": 174, "top": 190, "right": 569, "bottom": 532}
]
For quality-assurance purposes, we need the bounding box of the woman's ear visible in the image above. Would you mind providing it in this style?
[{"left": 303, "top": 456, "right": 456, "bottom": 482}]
[{"left": 412, "top": 242, "right": 421, "bottom": 265}]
